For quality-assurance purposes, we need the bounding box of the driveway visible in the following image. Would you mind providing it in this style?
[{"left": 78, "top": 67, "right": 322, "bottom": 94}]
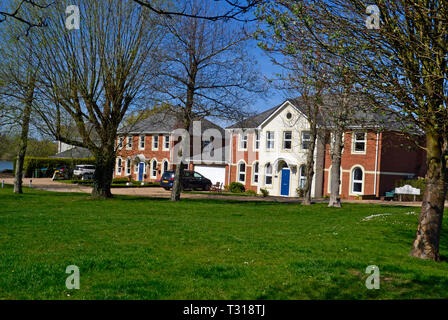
[{"left": 0, "top": 177, "right": 427, "bottom": 206}]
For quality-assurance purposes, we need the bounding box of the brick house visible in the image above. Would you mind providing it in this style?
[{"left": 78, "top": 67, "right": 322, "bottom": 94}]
[
  {"left": 114, "top": 110, "right": 227, "bottom": 184},
  {"left": 225, "top": 98, "right": 426, "bottom": 199},
  {"left": 322, "top": 130, "right": 426, "bottom": 199}
]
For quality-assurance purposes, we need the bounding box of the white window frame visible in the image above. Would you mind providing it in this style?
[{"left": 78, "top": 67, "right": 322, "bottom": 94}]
[
  {"left": 118, "top": 137, "right": 124, "bottom": 149},
  {"left": 139, "top": 136, "right": 145, "bottom": 150},
  {"left": 301, "top": 131, "right": 311, "bottom": 150},
  {"left": 252, "top": 161, "right": 259, "bottom": 185},
  {"left": 238, "top": 161, "right": 246, "bottom": 183},
  {"left": 152, "top": 135, "right": 159, "bottom": 150},
  {"left": 151, "top": 159, "right": 158, "bottom": 178},
  {"left": 254, "top": 131, "right": 260, "bottom": 151},
  {"left": 351, "top": 166, "right": 364, "bottom": 195},
  {"left": 298, "top": 165, "right": 306, "bottom": 189},
  {"left": 352, "top": 131, "right": 367, "bottom": 154},
  {"left": 126, "top": 136, "right": 132, "bottom": 150},
  {"left": 116, "top": 157, "right": 122, "bottom": 175},
  {"left": 283, "top": 131, "right": 292, "bottom": 150},
  {"left": 162, "top": 160, "right": 169, "bottom": 174},
  {"left": 126, "top": 158, "right": 131, "bottom": 175},
  {"left": 134, "top": 161, "right": 139, "bottom": 174},
  {"left": 239, "top": 133, "right": 248, "bottom": 151},
  {"left": 265, "top": 163, "right": 273, "bottom": 185},
  {"left": 266, "top": 131, "right": 275, "bottom": 150},
  {"left": 163, "top": 135, "right": 170, "bottom": 150}
]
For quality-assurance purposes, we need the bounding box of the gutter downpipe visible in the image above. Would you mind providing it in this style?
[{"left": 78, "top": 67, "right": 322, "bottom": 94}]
[
  {"left": 374, "top": 131, "right": 380, "bottom": 197},
  {"left": 228, "top": 130, "right": 233, "bottom": 185}
]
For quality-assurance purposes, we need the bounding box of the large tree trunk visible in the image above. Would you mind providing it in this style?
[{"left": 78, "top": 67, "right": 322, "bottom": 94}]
[
  {"left": 410, "top": 130, "right": 447, "bottom": 261},
  {"left": 328, "top": 131, "right": 343, "bottom": 208},
  {"left": 170, "top": 73, "right": 195, "bottom": 202},
  {"left": 91, "top": 145, "right": 115, "bottom": 199},
  {"left": 302, "top": 126, "right": 317, "bottom": 206},
  {"left": 14, "top": 78, "right": 35, "bottom": 194},
  {"left": 171, "top": 161, "right": 185, "bottom": 201}
]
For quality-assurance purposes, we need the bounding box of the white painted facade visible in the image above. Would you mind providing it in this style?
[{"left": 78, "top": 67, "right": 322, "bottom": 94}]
[{"left": 255, "top": 101, "right": 318, "bottom": 197}]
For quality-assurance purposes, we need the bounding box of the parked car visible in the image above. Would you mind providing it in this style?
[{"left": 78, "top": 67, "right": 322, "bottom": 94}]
[
  {"left": 52, "top": 165, "right": 72, "bottom": 180},
  {"left": 160, "top": 170, "right": 212, "bottom": 191},
  {"left": 73, "top": 164, "right": 96, "bottom": 180}
]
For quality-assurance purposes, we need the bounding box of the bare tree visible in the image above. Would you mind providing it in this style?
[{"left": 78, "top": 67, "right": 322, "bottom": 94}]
[
  {"left": 0, "top": 0, "right": 54, "bottom": 35},
  {"left": 153, "top": 0, "right": 262, "bottom": 201},
  {"left": 259, "top": 0, "right": 448, "bottom": 261},
  {"left": 35, "top": 0, "right": 163, "bottom": 199},
  {"left": 0, "top": 11, "right": 40, "bottom": 193},
  {"left": 133, "top": 0, "right": 263, "bottom": 21},
  {"left": 256, "top": 8, "right": 330, "bottom": 205}
]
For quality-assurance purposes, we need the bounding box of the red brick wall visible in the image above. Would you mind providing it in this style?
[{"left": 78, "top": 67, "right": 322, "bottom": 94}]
[
  {"left": 115, "top": 135, "right": 171, "bottom": 182},
  {"left": 323, "top": 130, "right": 426, "bottom": 199},
  {"left": 225, "top": 132, "right": 259, "bottom": 192}
]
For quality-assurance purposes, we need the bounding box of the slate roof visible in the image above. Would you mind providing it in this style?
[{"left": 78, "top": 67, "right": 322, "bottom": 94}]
[
  {"left": 119, "top": 109, "right": 225, "bottom": 135},
  {"left": 50, "top": 147, "right": 93, "bottom": 159},
  {"left": 227, "top": 96, "right": 415, "bottom": 132}
]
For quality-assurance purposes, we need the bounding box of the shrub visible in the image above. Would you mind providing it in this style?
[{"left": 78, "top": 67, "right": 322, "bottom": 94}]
[
  {"left": 260, "top": 188, "right": 269, "bottom": 197},
  {"left": 245, "top": 189, "right": 257, "bottom": 196},
  {"left": 296, "top": 187, "right": 305, "bottom": 197},
  {"left": 15, "top": 157, "right": 95, "bottom": 178},
  {"left": 112, "top": 178, "right": 130, "bottom": 184},
  {"left": 229, "top": 182, "right": 245, "bottom": 193},
  {"left": 394, "top": 177, "right": 426, "bottom": 201}
]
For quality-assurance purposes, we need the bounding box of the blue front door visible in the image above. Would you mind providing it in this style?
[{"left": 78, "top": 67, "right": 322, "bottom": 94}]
[
  {"left": 138, "top": 162, "right": 144, "bottom": 181},
  {"left": 281, "top": 169, "right": 290, "bottom": 196}
]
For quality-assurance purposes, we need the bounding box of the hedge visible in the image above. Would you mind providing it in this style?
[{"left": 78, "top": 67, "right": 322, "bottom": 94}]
[
  {"left": 15, "top": 157, "right": 95, "bottom": 178},
  {"left": 228, "top": 182, "right": 245, "bottom": 193}
]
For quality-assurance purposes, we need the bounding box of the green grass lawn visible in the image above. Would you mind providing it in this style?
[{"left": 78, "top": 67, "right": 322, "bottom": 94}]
[{"left": 0, "top": 184, "right": 447, "bottom": 300}]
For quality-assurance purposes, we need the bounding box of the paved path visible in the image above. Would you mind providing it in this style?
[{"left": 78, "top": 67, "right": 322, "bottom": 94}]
[{"left": 0, "top": 177, "right": 427, "bottom": 206}]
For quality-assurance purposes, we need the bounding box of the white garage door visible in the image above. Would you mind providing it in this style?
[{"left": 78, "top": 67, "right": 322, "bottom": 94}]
[{"left": 194, "top": 165, "right": 226, "bottom": 185}]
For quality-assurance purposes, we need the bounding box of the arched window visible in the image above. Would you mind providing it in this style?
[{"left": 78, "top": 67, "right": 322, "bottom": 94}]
[
  {"left": 265, "top": 163, "right": 273, "bottom": 185},
  {"left": 116, "top": 158, "right": 122, "bottom": 175},
  {"left": 252, "top": 162, "right": 259, "bottom": 184},
  {"left": 126, "top": 158, "right": 131, "bottom": 175},
  {"left": 299, "top": 165, "right": 306, "bottom": 189},
  {"left": 163, "top": 160, "right": 169, "bottom": 174},
  {"left": 238, "top": 161, "right": 246, "bottom": 183},
  {"left": 151, "top": 160, "right": 158, "bottom": 178},
  {"left": 351, "top": 167, "right": 363, "bottom": 194}
]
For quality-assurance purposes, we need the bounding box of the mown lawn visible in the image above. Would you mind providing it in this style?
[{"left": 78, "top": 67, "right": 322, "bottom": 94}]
[{"left": 0, "top": 184, "right": 447, "bottom": 300}]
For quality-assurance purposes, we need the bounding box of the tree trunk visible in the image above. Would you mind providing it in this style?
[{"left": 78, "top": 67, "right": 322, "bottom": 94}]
[
  {"left": 328, "top": 131, "right": 343, "bottom": 208},
  {"left": 14, "top": 78, "right": 35, "bottom": 194},
  {"left": 91, "top": 146, "right": 115, "bottom": 199},
  {"left": 171, "top": 161, "right": 185, "bottom": 201},
  {"left": 410, "top": 130, "right": 447, "bottom": 261},
  {"left": 302, "top": 126, "right": 317, "bottom": 206}
]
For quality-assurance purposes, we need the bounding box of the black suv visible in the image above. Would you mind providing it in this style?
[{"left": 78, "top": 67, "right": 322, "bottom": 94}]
[{"left": 160, "top": 170, "right": 212, "bottom": 191}]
